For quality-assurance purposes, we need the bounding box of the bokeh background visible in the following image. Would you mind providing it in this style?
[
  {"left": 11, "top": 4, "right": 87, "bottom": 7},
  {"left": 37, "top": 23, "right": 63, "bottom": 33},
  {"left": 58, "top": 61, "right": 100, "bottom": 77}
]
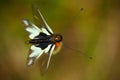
[{"left": 0, "top": 0, "right": 120, "bottom": 80}]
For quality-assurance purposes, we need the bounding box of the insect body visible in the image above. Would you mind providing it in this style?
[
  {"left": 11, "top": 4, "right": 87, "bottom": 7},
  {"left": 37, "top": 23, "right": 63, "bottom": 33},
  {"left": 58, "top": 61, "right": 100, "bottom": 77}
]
[{"left": 22, "top": 5, "right": 63, "bottom": 73}]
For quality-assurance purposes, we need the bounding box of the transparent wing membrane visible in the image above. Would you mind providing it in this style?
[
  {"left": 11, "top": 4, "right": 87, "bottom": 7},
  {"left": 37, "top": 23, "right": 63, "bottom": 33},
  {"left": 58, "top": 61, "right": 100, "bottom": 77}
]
[
  {"left": 39, "top": 44, "right": 55, "bottom": 74},
  {"left": 32, "top": 5, "right": 53, "bottom": 35}
]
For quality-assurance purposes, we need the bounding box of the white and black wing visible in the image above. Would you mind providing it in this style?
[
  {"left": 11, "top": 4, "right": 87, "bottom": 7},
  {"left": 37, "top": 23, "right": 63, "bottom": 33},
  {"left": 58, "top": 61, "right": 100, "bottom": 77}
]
[
  {"left": 27, "top": 45, "right": 44, "bottom": 66},
  {"left": 22, "top": 19, "right": 43, "bottom": 66},
  {"left": 32, "top": 5, "right": 53, "bottom": 35},
  {"left": 22, "top": 19, "right": 42, "bottom": 39}
]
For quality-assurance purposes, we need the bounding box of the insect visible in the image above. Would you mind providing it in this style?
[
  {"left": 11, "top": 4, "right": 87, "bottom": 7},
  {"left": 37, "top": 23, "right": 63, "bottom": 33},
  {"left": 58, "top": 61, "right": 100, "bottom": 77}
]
[{"left": 22, "top": 5, "right": 63, "bottom": 73}]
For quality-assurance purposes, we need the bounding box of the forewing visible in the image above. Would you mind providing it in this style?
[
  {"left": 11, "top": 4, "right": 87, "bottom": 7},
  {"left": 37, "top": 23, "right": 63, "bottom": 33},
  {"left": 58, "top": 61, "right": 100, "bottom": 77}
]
[
  {"left": 22, "top": 19, "right": 41, "bottom": 39},
  {"left": 39, "top": 44, "right": 55, "bottom": 74},
  {"left": 32, "top": 5, "right": 53, "bottom": 35},
  {"left": 27, "top": 45, "right": 44, "bottom": 66}
]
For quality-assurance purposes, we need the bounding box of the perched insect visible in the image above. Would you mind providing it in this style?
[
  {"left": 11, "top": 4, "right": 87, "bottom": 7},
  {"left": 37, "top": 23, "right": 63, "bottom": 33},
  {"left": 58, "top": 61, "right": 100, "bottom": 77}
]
[{"left": 22, "top": 5, "right": 63, "bottom": 73}]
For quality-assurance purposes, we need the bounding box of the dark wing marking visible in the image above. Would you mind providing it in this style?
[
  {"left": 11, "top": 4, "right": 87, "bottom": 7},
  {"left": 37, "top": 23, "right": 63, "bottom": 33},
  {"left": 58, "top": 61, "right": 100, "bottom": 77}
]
[
  {"left": 22, "top": 19, "right": 41, "bottom": 39},
  {"left": 32, "top": 5, "right": 53, "bottom": 35},
  {"left": 36, "top": 43, "right": 50, "bottom": 50},
  {"left": 35, "top": 32, "right": 50, "bottom": 50},
  {"left": 39, "top": 44, "right": 55, "bottom": 74},
  {"left": 35, "top": 32, "right": 47, "bottom": 39}
]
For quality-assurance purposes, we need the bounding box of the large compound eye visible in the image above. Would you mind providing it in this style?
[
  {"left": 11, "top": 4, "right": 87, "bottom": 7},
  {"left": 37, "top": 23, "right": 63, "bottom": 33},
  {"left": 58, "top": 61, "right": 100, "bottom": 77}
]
[
  {"left": 55, "top": 36, "right": 61, "bottom": 41},
  {"left": 54, "top": 35, "right": 62, "bottom": 42}
]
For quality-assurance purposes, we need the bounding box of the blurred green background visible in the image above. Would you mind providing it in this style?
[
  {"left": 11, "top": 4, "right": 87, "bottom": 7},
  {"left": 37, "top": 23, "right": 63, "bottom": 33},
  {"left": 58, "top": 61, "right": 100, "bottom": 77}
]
[{"left": 0, "top": 0, "right": 120, "bottom": 80}]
